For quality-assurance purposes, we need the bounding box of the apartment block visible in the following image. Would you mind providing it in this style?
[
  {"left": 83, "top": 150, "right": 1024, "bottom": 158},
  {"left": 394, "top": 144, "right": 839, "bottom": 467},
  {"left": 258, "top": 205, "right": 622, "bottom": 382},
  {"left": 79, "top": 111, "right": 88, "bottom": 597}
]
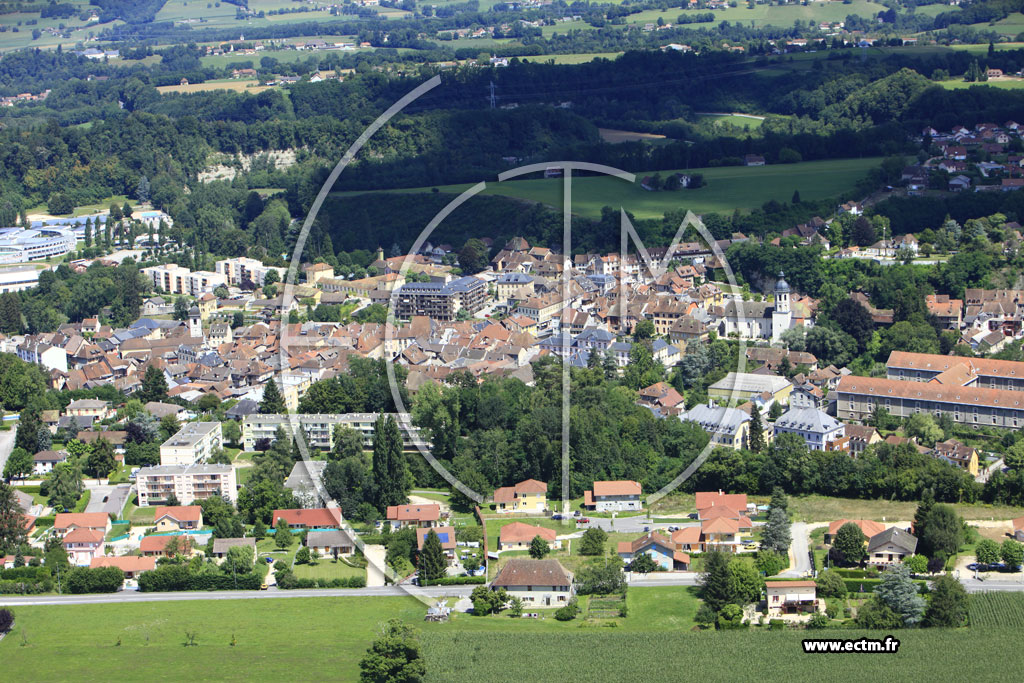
[
  {"left": 241, "top": 413, "right": 427, "bottom": 451},
  {"left": 393, "top": 276, "right": 486, "bottom": 321},
  {"left": 159, "top": 422, "right": 224, "bottom": 466},
  {"left": 135, "top": 464, "right": 237, "bottom": 506}
]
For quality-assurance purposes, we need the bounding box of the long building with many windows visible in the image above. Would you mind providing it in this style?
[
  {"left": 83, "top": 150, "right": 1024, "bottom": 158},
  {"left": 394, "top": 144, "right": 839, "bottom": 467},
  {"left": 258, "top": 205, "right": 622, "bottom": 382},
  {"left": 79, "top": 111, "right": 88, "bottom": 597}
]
[
  {"left": 241, "top": 413, "right": 428, "bottom": 451},
  {"left": 886, "top": 351, "right": 1024, "bottom": 392},
  {"left": 392, "top": 276, "right": 487, "bottom": 321},
  {"left": 0, "top": 227, "right": 76, "bottom": 264},
  {"left": 135, "top": 464, "right": 237, "bottom": 506},
  {"left": 836, "top": 374, "right": 1024, "bottom": 429}
]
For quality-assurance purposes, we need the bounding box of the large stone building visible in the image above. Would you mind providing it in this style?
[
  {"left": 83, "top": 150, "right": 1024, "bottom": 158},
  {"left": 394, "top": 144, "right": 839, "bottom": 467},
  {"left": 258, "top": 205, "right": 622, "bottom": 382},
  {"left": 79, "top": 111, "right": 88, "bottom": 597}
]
[
  {"left": 886, "top": 351, "right": 1024, "bottom": 392},
  {"left": 392, "top": 276, "right": 487, "bottom": 321}
]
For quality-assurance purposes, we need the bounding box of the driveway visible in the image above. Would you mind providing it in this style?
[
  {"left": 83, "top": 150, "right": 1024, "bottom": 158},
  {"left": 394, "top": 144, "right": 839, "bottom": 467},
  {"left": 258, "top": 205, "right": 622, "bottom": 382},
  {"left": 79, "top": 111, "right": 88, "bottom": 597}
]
[
  {"left": 85, "top": 483, "right": 132, "bottom": 517},
  {"left": 780, "top": 522, "right": 811, "bottom": 578},
  {"left": 0, "top": 427, "right": 15, "bottom": 478}
]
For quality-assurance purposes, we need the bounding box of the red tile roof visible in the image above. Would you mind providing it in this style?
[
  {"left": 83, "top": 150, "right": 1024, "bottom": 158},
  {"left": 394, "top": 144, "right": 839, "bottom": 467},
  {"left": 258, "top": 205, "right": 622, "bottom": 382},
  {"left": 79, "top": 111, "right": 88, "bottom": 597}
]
[
  {"left": 90, "top": 556, "right": 156, "bottom": 573},
  {"left": 385, "top": 504, "right": 440, "bottom": 523},
  {"left": 827, "top": 519, "right": 886, "bottom": 538},
  {"left": 272, "top": 508, "right": 343, "bottom": 528},
  {"left": 701, "top": 517, "right": 739, "bottom": 535},
  {"left": 592, "top": 480, "right": 641, "bottom": 497},
  {"left": 500, "top": 522, "right": 557, "bottom": 545},
  {"left": 695, "top": 491, "right": 748, "bottom": 513},
  {"left": 140, "top": 535, "right": 192, "bottom": 554},
  {"left": 63, "top": 527, "right": 104, "bottom": 544},
  {"left": 154, "top": 505, "right": 202, "bottom": 524},
  {"left": 766, "top": 580, "right": 817, "bottom": 588},
  {"left": 416, "top": 526, "right": 457, "bottom": 550},
  {"left": 54, "top": 512, "right": 109, "bottom": 532}
]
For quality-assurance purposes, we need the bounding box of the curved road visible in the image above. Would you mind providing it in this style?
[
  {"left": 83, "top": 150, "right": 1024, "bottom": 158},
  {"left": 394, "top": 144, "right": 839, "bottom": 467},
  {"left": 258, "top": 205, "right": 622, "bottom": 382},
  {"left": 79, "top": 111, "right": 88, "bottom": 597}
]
[{"left": 780, "top": 522, "right": 811, "bottom": 578}]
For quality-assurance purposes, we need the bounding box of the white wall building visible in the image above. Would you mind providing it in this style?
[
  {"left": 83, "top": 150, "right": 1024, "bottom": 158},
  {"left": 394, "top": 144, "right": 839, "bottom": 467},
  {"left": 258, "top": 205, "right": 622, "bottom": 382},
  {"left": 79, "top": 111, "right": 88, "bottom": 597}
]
[
  {"left": 159, "top": 422, "right": 224, "bottom": 466},
  {"left": 135, "top": 464, "right": 238, "bottom": 506}
]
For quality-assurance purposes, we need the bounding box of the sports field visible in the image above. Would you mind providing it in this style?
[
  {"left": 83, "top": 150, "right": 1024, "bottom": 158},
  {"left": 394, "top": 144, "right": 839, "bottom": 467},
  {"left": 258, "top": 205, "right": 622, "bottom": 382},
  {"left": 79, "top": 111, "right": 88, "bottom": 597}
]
[{"left": 352, "top": 157, "right": 882, "bottom": 218}]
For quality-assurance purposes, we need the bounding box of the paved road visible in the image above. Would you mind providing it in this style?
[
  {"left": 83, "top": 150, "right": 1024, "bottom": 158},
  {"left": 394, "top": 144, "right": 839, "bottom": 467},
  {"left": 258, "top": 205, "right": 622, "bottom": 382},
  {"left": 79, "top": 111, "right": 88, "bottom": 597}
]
[
  {"left": 0, "top": 585, "right": 475, "bottom": 607},
  {"left": 581, "top": 516, "right": 699, "bottom": 534},
  {"left": 84, "top": 483, "right": 131, "bottom": 516},
  {"left": 780, "top": 522, "right": 811, "bottom": 578}
]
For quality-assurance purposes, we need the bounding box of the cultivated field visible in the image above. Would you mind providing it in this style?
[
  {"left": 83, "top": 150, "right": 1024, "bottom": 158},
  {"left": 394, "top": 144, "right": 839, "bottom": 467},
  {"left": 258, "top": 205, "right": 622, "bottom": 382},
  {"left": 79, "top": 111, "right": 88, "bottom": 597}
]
[
  {"left": 786, "top": 494, "right": 1024, "bottom": 523},
  {"left": 358, "top": 157, "right": 882, "bottom": 218},
  {"left": 156, "top": 79, "right": 272, "bottom": 94},
  {"left": 969, "top": 592, "right": 1024, "bottom": 627}
]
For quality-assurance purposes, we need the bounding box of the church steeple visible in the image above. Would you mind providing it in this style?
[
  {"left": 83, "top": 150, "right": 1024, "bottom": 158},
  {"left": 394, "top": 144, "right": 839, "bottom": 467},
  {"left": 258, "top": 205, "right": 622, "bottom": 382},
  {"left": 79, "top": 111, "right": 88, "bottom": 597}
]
[{"left": 775, "top": 271, "right": 790, "bottom": 315}]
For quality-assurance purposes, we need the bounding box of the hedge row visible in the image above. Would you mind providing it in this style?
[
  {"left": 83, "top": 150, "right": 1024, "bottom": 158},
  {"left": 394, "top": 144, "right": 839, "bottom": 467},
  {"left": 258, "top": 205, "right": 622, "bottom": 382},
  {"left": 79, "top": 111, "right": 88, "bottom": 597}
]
[
  {"left": 843, "top": 578, "right": 929, "bottom": 594},
  {"left": 420, "top": 575, "right": 486, "bottom": 586},
  {"left": 0, "top": 578, "right": 54, "bottom": 595},
  {"left": 276, "top": 575, "right": 367, "bottom": 589},
  {"left": 137, "top": 565, "right": 263, "bottom": 592},
  {"left": 34, "top": 516, "right": 55, "bottom": 529}
]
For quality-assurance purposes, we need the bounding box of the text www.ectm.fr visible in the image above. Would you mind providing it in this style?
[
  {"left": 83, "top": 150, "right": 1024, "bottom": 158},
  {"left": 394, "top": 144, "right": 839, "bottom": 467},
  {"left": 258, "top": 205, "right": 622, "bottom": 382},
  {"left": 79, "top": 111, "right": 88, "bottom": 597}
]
[{"left": 802, "top": 637, "right": 900, "bottom": 654}]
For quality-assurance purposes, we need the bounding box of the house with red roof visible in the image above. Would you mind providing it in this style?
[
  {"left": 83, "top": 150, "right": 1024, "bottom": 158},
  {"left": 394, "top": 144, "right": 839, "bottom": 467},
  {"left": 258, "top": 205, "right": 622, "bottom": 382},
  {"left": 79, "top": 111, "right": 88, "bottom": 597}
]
[
  {"left": 416, "top": 526, "right": 457, "bottom": 564},
  {"left": 492, "top": 479, "right": 548, "bottom": 514},
  {"left": 153, "top": 505, "right": 203, "bottom": 532},
  {"left": 91, "top": 555, "right": 157, "bottom": 580},
  {"left": 385, "top": 504, "right": 440, "bottom": 530},
  {"left": 63, "top": 527, "right": 105, "bottom": 565},
  {"left": 583, "top": 480, "right": 642, "bottom": 512},
  {"left": 140, "top": 535, "right": 193, "bottom": 558},
  {"left": 498, "top": 522, "right": 560, "bottom": 551},
  {"left": 695, "top": 491, "right": 748, "bottom": 520},
  {"left": 53, "top": 512, "right": 111, "bottom": 537},
  {"left": 271, "top": 507, "right": 343, "bottom": 530}
]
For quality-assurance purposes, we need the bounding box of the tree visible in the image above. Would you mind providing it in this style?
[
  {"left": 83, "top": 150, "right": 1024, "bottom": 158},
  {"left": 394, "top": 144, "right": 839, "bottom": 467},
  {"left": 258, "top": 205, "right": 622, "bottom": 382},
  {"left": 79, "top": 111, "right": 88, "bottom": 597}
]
[
  {"left": 852, "top": 216, "right": 876, "bottom": 246},
  {"left": 919, "top": 504, "right": 963, "bottom": 560},
  {"left": 628, "top": 552, "right": 658, "bottom": 575},
  {"left": 330, "top": 424, "right": 364, "bottom": 461},
  {"left": 274, "top": 518, "right": 293, "bottom": 549},
  {"left": 371, "top": 415, "right": 409, "bottom": 513},
  {"left": 857, "top": 596, "right": 903, "bottom": 629},
  {"left": 222, "top": 420, "right": 242, "bottom": 447},
  {"left": 699, "top": 551, "right": 733, "bottom": 612},
  {"left": 3, "top": 447, "right": 32, "bottom": 481},
  {"left": 975, "top": 538, "right": 1001, "bottom": 565},
  {"left": 903, "top": 554, "right": 928, "bottom": 575},
  {"left": 470, "top": 584, "right": 508, "bottom": 615},
  {"left": 418, "top": 529, "right": 447, "bottom": 584},
  {"left": 252, "top": 520, "right": 266, "bottom": 540},
  {"left": 760, "top": 506, "right": 791, "bottom": 554},
  {"left": 905, "top": 413, "right": 943, "bottom": 447},
  {"left": 875, "top": 564, "right": 926, "bottom": 627},
  {"left": 716, "top": 603, "right": 745, "bottom": 629},
  {"left": 15, "top": 410, "right": 42, "bottom": 454},
  {"left": 85, "top": 438, "right": 116, "bottom": 479},
  {"left": 457, "top": 238, "right": 489, "bottom": 275},
  {"left": 633, "top": 319, "right": 656, "bottom": 341},
  {"left": 829, "top": 298, "right": 875, "bottom": 353},
  {"left": 925, "top": 573, "right": 968, "bottom": 628},
  {"left": 727, "top": 560, "right": 764, "bottom": 605},
  {"left": 815, "top": 569, "right": 847, "bottom": 598},
  {"left": 578, "top": 527, "right": 608, "bottom": 556},
  {"left": 575, "top": 559, "right": 626, "bottom": 595},
  {"left": 358, "top": 619, "right": 425, "bottom": 683},
  {"left": 173, "top": 297, "right": 189, "bottom": 321},
  {"left": 232, "top": 311, "right": 245, "bottom": 328},
  {"left": 0, "top": 607, "right": 12, "bottom": 634},
  {"left": 295, "top": 546, "right": 311, "bottom": 565},
  {"left": 1001, "top": 539, "right": 1024, "bottom": 570},
  {"left": 137, "top": 175, "right": 151, "bottom": 203},
  {"left": 140, "top": 365, "right": 168, "bottom": 403},
  {"left": 913, "top": 489, "right": 935, "bottom": 538},
  {"left": 46, "top": 461, "right": 83, "bottom": 512},
  {"left": 224, "top": 544, "right": 254, "bottom": 575},
  {"left": 529, "top": 535, "right": 551, "bottom": 560},
  {"left": 748, "top": 405, "right": 765, "bottom": 454},
  {"left": 0, "top": 482, "right": 28, "bottom": 554},
  {"left": 259, "top": 379, "right": 286, "bottom": 414},
  {"left": 695, "top": 604, "right": 717, "bottom": 629},
  {"left": 754, "top": 549, "right": 787, "bottom": 577},
  {"left": 832, "top": 522, "right": 867, "bottom": 566}
]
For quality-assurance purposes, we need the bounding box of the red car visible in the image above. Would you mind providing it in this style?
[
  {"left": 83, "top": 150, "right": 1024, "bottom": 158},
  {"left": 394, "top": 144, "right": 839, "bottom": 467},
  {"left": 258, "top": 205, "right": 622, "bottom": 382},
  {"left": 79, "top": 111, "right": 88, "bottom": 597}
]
[{"left": 577, "top": 518, "right": 590, "bottom": 524}]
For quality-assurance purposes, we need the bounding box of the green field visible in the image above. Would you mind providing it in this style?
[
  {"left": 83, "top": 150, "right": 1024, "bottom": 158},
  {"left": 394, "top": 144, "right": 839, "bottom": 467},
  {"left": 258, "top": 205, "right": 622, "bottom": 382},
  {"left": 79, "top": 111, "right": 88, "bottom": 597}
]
[
  {"left": 696, "top": 113, "right": 765, "bottom": 130},
  {"left": 937, "top": 78, "right": 1024, "bottom": 90},
  {"left": 521, "top": 52, "right": 625, "bottom": 65},
  {"left": 349, "top": 157, "right": 882, "bottom": 218},
  {"left": 972, "top": 12, "right": 1024, "bottom": 37},
  {"left": 969, "top": 592, "right": 1024, "bottom": 627}
]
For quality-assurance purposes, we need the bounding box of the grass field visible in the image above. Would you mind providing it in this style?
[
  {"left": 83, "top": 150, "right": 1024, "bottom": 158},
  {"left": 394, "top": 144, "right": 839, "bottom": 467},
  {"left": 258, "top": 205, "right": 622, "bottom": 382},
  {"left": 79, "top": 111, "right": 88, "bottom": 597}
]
[
  {"left": 521, "top": 52, "right": 624, "bottom": 65},
  {"left": 696, "top": 113, "right": 765, "bottom": 130},
  {"left": 936, "top": 78, "right": 1024, "bottom": 90},
  {"left": 291, "top": 557, "right": 364, "bottom": 581},
  {"left": 156, "top": 79, "right": 271, "bottom": 94},
  {"left": 787, "top": 494, "right": 1024, "bottom": 523},
  {"left": 971, "top": 12, "right": 1024, "bottom": 37},
  {"left": 969, "top": 592, "right": 1024, "bottom": 627},
  {"left": 347, "top": 157, "right": 882, "bottom": 218}
]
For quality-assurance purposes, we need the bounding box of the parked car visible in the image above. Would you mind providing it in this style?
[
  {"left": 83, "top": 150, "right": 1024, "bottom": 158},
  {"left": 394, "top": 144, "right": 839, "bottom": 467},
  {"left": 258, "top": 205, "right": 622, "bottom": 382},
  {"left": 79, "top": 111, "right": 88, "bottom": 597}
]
[
  {"left": 260, "top": 583, "right": 268, "bottom": 590},
  {"left": 667, "top": 526, "right": 678, "bottom": 532},
  {"left": 743, "top": 542, "right": 758, "bottom": 550},
  {"left": 643, "top": 526, "right": 650, "bottom": 532},
  {"left": 687, "top": 513, "right": 698, "bottom": 520},
  {"left": 551, "top": 514, "right": 563, "bottom": 520},
  {"left": 578, "top": 517, "right": 590, "bottom": 524}
]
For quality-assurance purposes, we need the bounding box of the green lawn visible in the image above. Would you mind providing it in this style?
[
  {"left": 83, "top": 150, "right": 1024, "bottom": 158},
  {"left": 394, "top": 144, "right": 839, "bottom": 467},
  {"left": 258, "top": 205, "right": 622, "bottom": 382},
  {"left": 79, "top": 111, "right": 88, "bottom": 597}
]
[
  {"left": 971, "top": 12, "right": 1024, "bottom": 37},
  {"left": 936, "top": 78, "right": 1024, "bottom": 90},
  {"left": 126, "top": 504, "right": 156, "bottom": 526},
  {"left": 787, "top": 494, "right": 1024, "bottom": 523},
  {"left": 291, "top": 557, "right": 364, "bottom": 581},
  {"left": 344, "top": 157, "right": 882, "bottom": 218}
]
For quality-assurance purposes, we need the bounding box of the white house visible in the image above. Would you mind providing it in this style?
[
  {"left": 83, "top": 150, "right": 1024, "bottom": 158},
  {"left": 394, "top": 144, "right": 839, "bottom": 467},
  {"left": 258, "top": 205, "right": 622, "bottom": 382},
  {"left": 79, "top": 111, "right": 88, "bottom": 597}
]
[
  {"left": 773, "top": 406, "right": 845, "bottom": 451},
  {"left": 584, "top": 480, "right": 642, "bottom": 511}
]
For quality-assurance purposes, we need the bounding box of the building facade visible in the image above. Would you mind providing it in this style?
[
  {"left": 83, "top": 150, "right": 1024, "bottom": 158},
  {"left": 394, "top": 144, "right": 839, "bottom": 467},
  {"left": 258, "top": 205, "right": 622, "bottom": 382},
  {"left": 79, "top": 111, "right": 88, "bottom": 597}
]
[{"left": 135, "top": 464, "right": 237, "bottom": 506}]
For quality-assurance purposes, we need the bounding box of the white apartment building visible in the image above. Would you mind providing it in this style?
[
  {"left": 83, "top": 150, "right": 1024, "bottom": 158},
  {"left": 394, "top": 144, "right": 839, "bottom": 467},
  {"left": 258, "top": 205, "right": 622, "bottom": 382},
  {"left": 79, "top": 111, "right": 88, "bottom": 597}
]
[
  {"left": 159, "top": 422, "right": 224, "bottom": 466},
  {"left": 135, "top": 464, "right": 237, "bottom": 506},
  {"left": 141, "top": 264, "right": 227, "bottom": 296},
  {"left": 215, "top": 257, "right": 285, "bottom": 288},
  {"left": 242, "top": 413, "right": 428, "bottom": 451},
  {"left": 0, "top": 266, "right": 40, "bottom": 293}
]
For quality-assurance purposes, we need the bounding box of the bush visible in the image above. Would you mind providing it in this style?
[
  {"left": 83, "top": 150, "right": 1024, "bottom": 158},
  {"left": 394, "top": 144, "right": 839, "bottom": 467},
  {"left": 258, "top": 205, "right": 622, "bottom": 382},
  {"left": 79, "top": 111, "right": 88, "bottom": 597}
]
[
  {"left": 137, "top": 565, "right": 262, "bottom": 592},
  {"left": 825, "top": 603, "right": 840, "bottom": 619},
  {"left": 806, "top": 612, "right": 829, "bottom": 629},
  {"left": 768, "top": 618, "right": 785, "bottom": 631},
  {"left": 275, "top": 574, "right": 367, "bottom": 590},
  {"left": 419, "top": 575, "right": 486, "bottom": 586},
  {"left": 0, "top": 608, "right": 12, "bottom": 633},
  {"left": 554, "top": 598, "right": 580, "bottom": 621},
  {"left": 66, "top": 566, "right": 124, "bottom": 594}
]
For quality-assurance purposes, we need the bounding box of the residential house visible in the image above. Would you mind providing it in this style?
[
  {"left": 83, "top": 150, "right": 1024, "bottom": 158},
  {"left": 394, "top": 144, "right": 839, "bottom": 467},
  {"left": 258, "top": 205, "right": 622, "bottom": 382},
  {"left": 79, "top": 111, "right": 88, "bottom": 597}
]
[
  {"left": 866, "top": 528, "right": 918, "bottom": 567},
  {"left": 584, "top": 480, "right": 642, "bottom": 512},
  {"left": 679, "top": 402, "right": 752, "bottom": 449},
  {"left": 489, "top": 558, "right": 574, "bottom": 607},
  {"left": 153, "top": 505, "right": 203, "bottom": 532},
  {"left": 210, "top": 537, "right": 257, "bottom": 562},
  {"left": 498, "top": 522, "right": 560, "bottom": 551},
  {"left": 53, "top": 512, "right": 111, "bottom": 537},
  {"left": 307, "top": 529, "right": 356, "bottom": 559},
  {"left": 140, "top": 535, "right": 193, "bottom": 558},
  {"left": 385, "top": 504, "right": 441, "bottom": 529},
  {"left": 271, "top": 507, "right": 343, "bottom": 530},
  {"left": 90, "top": 555, "right": 156, "bottom": 580},
  {"left": 844, "top": 424, "right": 882, "bottom": 457},
  {"left": 32, "top": 449, "right": 67, "bottom": 475},
  {"left": 63, "top": 527, "right": 105, "bottom": 566},
  {"left": 824, "top": 519, "right": 886, "bottom": 545},
  {"left": 617, "top": 531, "right": 690, "bottom": 570},
  {"left": 773, "top": 407, "right": 846, "bottom": 451},
  {"left": 492, "top": 479, "right": 548, "bottom": 514},
  {"left": 931, "top": 439, "right": 979, "bottom": 476},
  {"left": 66, "top": 399, "right": 113, "bottom": 421},
  {"left": 416, "top": 526, "right": 457, "bottom": 564},
  {"left": 765, "top": 581, "right": 819, "bottom": 615},
  {"left": 638, "top": 382, "right": 685, "bottom": 412}
]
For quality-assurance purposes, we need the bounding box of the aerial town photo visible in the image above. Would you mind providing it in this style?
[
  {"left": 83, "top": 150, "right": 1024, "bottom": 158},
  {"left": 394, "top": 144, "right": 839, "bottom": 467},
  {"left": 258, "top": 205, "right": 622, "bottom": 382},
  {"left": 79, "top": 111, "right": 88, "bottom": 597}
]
[{"left": 4, "top": 0, "right": 1024, "bottom": 680}]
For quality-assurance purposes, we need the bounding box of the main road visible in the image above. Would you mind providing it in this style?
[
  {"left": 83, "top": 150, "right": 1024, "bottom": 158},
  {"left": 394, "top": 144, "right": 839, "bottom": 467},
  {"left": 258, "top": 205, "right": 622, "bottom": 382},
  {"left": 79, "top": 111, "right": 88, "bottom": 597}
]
[{"left": 0, "top": 585, "right": 475, "bottom": 607}]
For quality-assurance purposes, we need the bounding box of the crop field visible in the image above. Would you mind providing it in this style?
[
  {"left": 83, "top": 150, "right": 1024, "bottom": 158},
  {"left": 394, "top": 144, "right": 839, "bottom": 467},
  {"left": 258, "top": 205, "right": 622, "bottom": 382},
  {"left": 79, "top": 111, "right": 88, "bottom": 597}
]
[
  {"left": 972, "top": 12, "right": 1024, "bottom": 37},
  {"left": 522, "top": 52, "right": 625, "bottom": 65},
  {"left": 356, "top": 157, "right": 882, "bottom": 218},
  {"left": 421, "top": 627, "right": 1024, "bottom": 681},
  {"left": 156, "top": 79, "right": 272, "bottom": 94},
  {"left": 969, "top": 592, "right": 1024, "bottom": 627}
]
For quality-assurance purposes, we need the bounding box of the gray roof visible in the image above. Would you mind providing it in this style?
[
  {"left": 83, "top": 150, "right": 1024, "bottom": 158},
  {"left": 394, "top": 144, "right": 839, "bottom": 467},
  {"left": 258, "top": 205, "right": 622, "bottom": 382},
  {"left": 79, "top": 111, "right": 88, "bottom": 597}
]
[
  {"left": 867, "top": 527, "right": 918, "bottom": 555},
  {"left": 285, "top": 460, "right": 328, "bottom": 492},
  {"left": 680, "top": 403, "right": 750, "bottom": 436},
  {"left": 774, "top": 407, "right": 843, "bottom": 434},
  {"left": 709, "top": 372, "right": 790, "bottom": 395},
  {"left": 212, "top": 537, "right": 256, "bottom": 554},
  {"left": 307, "top": 529, "right": 355, "bottom": 548}
]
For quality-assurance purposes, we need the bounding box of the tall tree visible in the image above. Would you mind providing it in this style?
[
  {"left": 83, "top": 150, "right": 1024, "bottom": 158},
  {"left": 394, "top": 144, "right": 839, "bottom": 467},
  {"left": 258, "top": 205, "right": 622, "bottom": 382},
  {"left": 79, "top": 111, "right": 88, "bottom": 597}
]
[
  {"left": 699, "top": 550, "right": 733, "bottom": 612},
  {"left": 3, "top": 447, "right": 33, "bottom": 481},
  {"left": 85, "top": 438, "right": 116, "bottom": 480},
  {"left": 0, "top": 482, "right": 28, "bottom": 554},
  {"left": 747, "top": 405, "right": 764, "bottom": 453},
  {"left": 529, "top": 535, "right": 551, "bottom": 559},
  {"left": 371, "top": 415, "right": 409, "bottom": 512},
  {"left": 0, "top": 293, "right": 23, "bottom": 334},
  {"left": 875, "top": 564, "right": 926, "bottom": 627},
  {"left": 140, "top": 365, "right": 168, "bottom": 403},
  {"left": 919, "top": 504, "right": 963, "bottom": 561},
  {"left": 832, "top": 522, "right": 867, "bottom": 566},
  {"left": 260, "top": 378, "right": 286, "bottom": 414},
  {"left": 418, "top": 529, "right": 447, "bottom": 584},
  {"left": 924, "top": 573, "right": 968, "bottom": 628},
  {"left": 760, "top": 505, "right": 791, "bottom": 554},
  {"left": 14, "top": 409, "right": 42, "bottom": 454}
]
